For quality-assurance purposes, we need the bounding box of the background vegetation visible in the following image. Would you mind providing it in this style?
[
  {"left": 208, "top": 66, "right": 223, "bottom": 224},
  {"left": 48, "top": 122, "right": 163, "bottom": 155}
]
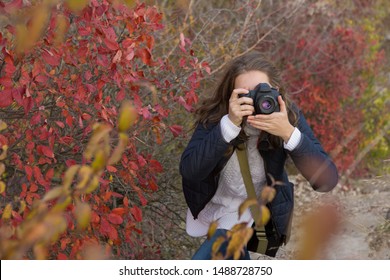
[{"left": 0, "top": 0, "right": 389, "bottom": 259}]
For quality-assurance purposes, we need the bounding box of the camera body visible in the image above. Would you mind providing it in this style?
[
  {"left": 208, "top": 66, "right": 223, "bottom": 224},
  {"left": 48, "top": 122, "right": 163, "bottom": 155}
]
[{"left": 239, "top": 83, "right": 280, "bottom": 115}]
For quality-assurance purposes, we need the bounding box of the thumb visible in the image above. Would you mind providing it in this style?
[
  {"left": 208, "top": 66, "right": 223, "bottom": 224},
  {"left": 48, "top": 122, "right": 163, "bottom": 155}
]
[{"left": 278, "top": 95, "right": 287, "bottom": 113}]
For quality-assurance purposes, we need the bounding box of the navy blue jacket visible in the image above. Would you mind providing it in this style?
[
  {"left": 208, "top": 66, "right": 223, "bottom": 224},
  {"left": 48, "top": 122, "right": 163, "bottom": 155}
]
[{"left": 180, "top": 109, "right": 338, "bottom": 241}]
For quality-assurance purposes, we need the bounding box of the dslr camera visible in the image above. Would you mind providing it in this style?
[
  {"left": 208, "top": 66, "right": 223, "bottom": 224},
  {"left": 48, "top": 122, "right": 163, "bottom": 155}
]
[{"left": 239, "top": 83, "right": 280, "bottom": 115}]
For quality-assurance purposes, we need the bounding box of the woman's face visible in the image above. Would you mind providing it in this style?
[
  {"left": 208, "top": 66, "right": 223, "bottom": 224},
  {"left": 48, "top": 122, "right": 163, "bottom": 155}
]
[{"left": 234, "top": 70, "right": 270, "bottom": 90}]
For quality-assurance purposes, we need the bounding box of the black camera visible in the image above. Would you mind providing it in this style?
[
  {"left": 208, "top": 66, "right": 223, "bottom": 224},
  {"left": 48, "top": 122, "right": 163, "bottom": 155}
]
[{"left": 238, "top": 83, "right": 280, "bottom": 115}]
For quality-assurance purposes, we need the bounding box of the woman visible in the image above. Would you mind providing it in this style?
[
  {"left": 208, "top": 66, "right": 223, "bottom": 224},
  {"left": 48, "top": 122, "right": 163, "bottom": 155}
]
[{"left": 179, "top": 51, "right": 338, "bottom": 260}]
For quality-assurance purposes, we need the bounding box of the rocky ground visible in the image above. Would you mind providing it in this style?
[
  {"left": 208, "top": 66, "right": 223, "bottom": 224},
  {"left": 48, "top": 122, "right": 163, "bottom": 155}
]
[{"left": 251, "top": 175, "right": 390, "bottom": 260}]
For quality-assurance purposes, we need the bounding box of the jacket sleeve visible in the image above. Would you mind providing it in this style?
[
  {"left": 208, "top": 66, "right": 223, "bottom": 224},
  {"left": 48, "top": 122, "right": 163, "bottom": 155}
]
[
  {"left": 180, "top": 122, "right": 231, "bottom": 181},
  {"left": 288, "top": 110, "right": 339, "bottom": 192}
]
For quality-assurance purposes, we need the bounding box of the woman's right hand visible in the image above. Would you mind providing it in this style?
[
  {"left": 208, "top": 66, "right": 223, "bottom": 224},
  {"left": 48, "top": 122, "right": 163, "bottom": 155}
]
[{"left": 228, "top": 88, "right": 255, "bottom": 126}]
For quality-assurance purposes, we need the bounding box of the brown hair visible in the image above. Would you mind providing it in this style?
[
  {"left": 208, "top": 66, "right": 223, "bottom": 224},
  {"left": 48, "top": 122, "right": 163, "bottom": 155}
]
[{"left": 195, "top": 51, "right": 298, "bottom": 148}]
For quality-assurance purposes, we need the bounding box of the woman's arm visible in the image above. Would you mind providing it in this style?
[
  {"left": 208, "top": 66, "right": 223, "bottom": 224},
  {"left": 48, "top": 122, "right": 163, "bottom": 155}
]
[
  {"left": 179, "top": 122, "right": 231, "bottom": 181},
  {"left": 289, "top": 110, "right": 339, "bottom": 192}
]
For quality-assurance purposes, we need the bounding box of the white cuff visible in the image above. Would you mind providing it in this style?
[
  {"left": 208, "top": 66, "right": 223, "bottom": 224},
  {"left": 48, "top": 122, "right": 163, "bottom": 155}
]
[
  {"left": 283, "top": 127, "right": 302, "bottom": 151},
  {"left": 220, "top": 115, "right": 241, "bottom": 142}
]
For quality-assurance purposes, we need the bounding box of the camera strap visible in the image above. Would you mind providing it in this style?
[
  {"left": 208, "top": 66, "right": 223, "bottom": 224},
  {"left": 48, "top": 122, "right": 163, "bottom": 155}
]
[{"left": 236, "top": 143, "right": 268, "bottom": 255}]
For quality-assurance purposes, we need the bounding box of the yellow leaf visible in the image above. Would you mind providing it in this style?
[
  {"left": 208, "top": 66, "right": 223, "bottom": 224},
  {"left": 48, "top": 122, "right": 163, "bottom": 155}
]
[
  {"left": 0, "top": 120, "right": 7, "bottom": 131},
  {"left": 238, "top": 198, "right": 258, "bottom": 219},
  {"left": 33, "top": 243, "right": 47, "bottom": 260},
  {"left": 0, "top": 145, "right": 8, "bottom": 160},
  {"left": 107, "top": 133, "right": 129, "bottom": 165},
  {"left": 30, "top": 6, "right": 50, "bottom": 45},
  {"left": 63, "top": 165, "right": 81, "bottom": 189},
  {"left": 75, "top": 200, "right": 91, "bottom": 229},
  {"left": 15, "top": 24, "right": 29, "bottom": 54},
  {"left": 207, "top": 221, "right": 218, "bottom": 240},
  {"left": 84, "top": 124, "right": 111, "bottom": 160},
  {"left": 118, "top": 101, "right": 137, "bottom": 132},
  {"left": 226, "top": 232, "right": 245, "bottom": 259},
  {"left": 83, "top": 174, "right": 99, "bottom": 194},
  {"left": 42, "top": 187, "right": 64, "bottom": 202},
  {"left": 75, "top": 166, "right": 94, "bottom": 191},
  {"left": 230, "top": 222, "right": 248, "bottom": 232},
  {"left": 91, "top": 149, "right": 107, "bottom": 172},
  {"left": 23, "top": 223, "right": 47, "bottom": 245},
  {"left": 261, "top": 186, "right": 276, "bottom": 203},
  {"left": 0, "top": 181, "right": 5, "bottom": 194},
  {"left": 65, "top": 0, "right": 89, "bottom": 12},
  {"left": 52, "top": 195, "right": 72, "bottom": 212},
  {"left": 0, "top": 224, "right": 15, "bottom": 239},
  {"left": 2, "top": 203, "right": 12, "bottom": 220},
  {"left": 0, "top": 162, "right": 5, "bottom": 176},
  {"left": 54, "top": 14, "right": 68, "bottom": 45},
  {"left": 18, "top": 201, "right": 26, "bottom": 214},
  {"left": 211, "top": 236, "right": 225, "bottom": 257},
  {"left": 260, "top": 205, "right": 271, "bottom": 226},
  {"left": 122, "top": 0, "right": 136, "bottom": 8}
]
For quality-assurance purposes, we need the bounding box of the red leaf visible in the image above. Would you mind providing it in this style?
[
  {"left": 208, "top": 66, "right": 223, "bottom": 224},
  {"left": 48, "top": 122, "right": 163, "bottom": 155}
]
[
  {"left": 45, "top": 168, "right": 54, "bottom": 182},
  {"left": 150, "top": 159, "right": 163, "bottom": 173},
  {"left": 25, "top": 166, "right": 33, "bottom": 181},
  {"left": 137, "top": 48, "right": 152, "bottom": 65},
  {"left": 55, "top": 121, "right": 65, "bottom": 128},
  {"left": 111, "top": 207, "right": 126, "bottom": 216},
  {"left": 149, "top": 179, "right": 158, "bottom": 191},
  {"left": 40, "top": 146, "right": 54, "bottom": 158},
  {"left": 116, "top": 89, "right": 125, "bottom": 102},
  {"left": 108, "top": 213, "right": 123, "bottom": 225},
  {"left": 137, "top": 155, "right": 147, "bottom": 167},
  {"left": 130, "top": 206, "right": 142, "bottom": 222},
  {"left": 0, "top": 89, "right": 13, "bottom": 107},
  {"left": 0, "top": 77, "right": 13, "bottom": 88},
  {"left": 4, "top": 55, "right": 16, "bottom": 75},
  {"left": 103, "top": 38, "right": 119, "bottom": 51},
  {"left": 35, "top": 74, "right": 48, "bottom": 84},
  {"left": 84, "top": 71, "right": 92, "bottom": 81},
  {"left": 169, "top": 125, "right": 183, "bottom": 137},
  {"left": 4, "top": 0, "right": 23, "bottom": 12},
  {"left": 112, "top": 50, "right": 122, "bottom": 63},
  {"left": 179, "top": 32, "right": 186, "bottom": 52},
  {"left": 138, "top": 192, "right": 147, "bottom": 206},
  {"left": 30, "top": 183, "right": 38, "bottom": 192},
  {"left": 107, "top": 166, "right": 117, "bottom": 172},
  {"left": 33, "top": 166, "right": 47, "bottom": 187},
  {"left": 57, "top": 253, "right": 68, "bottom": 260},
  {"left": 178, "top": 96, "right": 192, "bottom": 112},
  {"left": 42, "top": 49, "right": 60, "bottom": 66},
  {"left": 22, "top": 96, "right": 33, "bottom": 114},
  {"left": 12, "top": 88, "right": 23, "bottom": 106},
  {"left": 66, "top": 115, "right": 73, "bottom": 127},
  {"left": 201, "top": 62, "right": 211, "bottom": 74},
  {"left": 30, "top": 112, "right": 41, "bottom": 125}
]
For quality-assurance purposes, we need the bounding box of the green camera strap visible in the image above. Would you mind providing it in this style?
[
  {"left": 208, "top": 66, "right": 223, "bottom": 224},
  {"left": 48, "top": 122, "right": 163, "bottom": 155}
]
[{"left": 236, "top": 143, "right": 268, "bottom": 255}]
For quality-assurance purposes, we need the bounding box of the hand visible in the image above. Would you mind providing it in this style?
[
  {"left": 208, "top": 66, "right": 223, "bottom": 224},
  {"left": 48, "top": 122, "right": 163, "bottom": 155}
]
[
  {"left": 247, "top": 96, "right": 294, "bottom": 142},
  {"left": 228, "top": 88, "right": 255, "bottom": 126}
]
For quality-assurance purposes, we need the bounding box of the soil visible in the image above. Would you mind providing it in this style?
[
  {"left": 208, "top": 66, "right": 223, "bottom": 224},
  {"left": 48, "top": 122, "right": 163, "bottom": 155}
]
[{"left": 251, "top": 175, "right": 390, "bottom": 260}]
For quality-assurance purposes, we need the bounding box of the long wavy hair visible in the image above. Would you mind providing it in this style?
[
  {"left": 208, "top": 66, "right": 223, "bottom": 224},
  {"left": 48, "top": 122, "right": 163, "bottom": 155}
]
[{"left": 195, "top": 51, "right": 298, "bottom": 149}]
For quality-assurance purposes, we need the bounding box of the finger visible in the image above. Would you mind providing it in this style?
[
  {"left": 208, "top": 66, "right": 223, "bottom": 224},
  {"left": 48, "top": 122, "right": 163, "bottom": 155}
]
[
  {"left": 250, "top": 114, "right": 272, "bottom": 121},
  {"left": 240, "top": 110, "right": 255, "bottom": 117},
  {"left": 237, "top": 97, "right": 253, "bottom": 105},
  {"left": 239, "top": 104, "right": 255, "bottom": 112},
  {"left": 230, "top": 88, "right": 249, "bottom": 100},
  {"left": 278, "top": 96, "right": 287, "bottom": 113}
]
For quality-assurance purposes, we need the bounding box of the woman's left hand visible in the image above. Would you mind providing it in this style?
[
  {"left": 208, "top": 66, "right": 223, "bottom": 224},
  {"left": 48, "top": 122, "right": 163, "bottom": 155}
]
[{"left": 247, "top": 96, "right": 295, "bottom": 143}]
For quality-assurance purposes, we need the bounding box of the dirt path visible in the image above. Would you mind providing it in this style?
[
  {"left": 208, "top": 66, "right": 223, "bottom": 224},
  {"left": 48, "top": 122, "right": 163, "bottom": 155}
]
[{"left": 251, "top": 175, "right": 390, "bottom": 260}]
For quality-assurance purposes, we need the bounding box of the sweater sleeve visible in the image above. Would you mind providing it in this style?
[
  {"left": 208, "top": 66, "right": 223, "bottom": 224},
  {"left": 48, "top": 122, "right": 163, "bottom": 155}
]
[{"left": 288, "top": 110, "right": 339, "bottom": 192}]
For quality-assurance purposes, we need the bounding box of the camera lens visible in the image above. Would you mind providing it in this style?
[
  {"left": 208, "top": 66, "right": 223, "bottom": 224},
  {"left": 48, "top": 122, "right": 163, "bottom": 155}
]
[{"left": 261, "top": 100, "right": 272, "bottom": 110}]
